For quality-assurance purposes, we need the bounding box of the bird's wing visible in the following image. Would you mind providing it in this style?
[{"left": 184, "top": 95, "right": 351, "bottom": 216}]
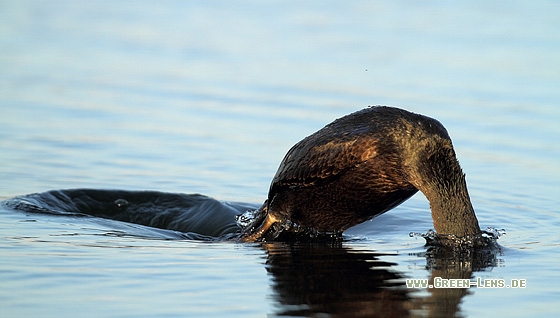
[{"left": 270, "top": 132, "right": 378, "bottom": 191}]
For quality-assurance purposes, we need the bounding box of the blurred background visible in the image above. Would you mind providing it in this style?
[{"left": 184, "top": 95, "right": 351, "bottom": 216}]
[{"left": 2, "top": 1, "right": 558, "bottom": 204}]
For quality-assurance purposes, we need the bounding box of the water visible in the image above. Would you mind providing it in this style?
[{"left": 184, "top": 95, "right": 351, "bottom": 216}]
[{"left": 1, "top": 1, "right": 559, "bottom": 317}]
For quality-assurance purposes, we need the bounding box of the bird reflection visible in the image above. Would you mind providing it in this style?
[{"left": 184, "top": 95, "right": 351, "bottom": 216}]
[
  {"left": 262, "top": 241, "right": 409, "bottom": 317},
  {"left": 261, "top": 241, "right": 502, "bottom": 318}
]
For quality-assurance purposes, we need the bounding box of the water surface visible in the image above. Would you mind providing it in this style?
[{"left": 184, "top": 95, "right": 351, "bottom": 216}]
[{"left": 1, "top": 1, "right": 559, "bottom": 317}]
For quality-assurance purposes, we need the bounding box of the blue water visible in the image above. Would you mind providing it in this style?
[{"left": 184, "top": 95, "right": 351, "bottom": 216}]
[{"left": 2, "top": 1, "right": 560, "bottom": 317}]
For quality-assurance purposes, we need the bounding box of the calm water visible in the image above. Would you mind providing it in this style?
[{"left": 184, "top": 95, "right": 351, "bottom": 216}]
[{"left": 1, "top": 1, "right": 560, "bottom": 317}]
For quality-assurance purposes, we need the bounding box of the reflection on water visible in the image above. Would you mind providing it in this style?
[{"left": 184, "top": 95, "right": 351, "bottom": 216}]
[
  {"left": 417, "top": 246, "right": 503, "bottom": 317},
  {"left": 264, "top": 242, "right": 410, "bottom": 317},
  {"left": 3, "top": 189, "right": 504, "bottom": 317},
  {"left": 263, "top": 241, "right": 502, "bottom": 317}
]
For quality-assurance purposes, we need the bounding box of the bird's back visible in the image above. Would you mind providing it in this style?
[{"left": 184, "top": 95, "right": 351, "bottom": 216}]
[{"left": 265, "top": 106, "right": 431, "bottom": 231}]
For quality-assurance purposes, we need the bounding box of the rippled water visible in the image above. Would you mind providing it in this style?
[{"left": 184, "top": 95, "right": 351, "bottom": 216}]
[{"left": 2, "top": 1, "right": 560, "bottom": 317}]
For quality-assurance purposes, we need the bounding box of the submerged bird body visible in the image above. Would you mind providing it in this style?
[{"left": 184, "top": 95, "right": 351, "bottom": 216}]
[{"left": 240, "top": 106, "right": 481, "bottom": 242}]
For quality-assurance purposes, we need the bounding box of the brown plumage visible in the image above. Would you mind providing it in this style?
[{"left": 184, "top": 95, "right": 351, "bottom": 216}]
[{"left": 240, "top": 106, "right": 481, "bottom": 242}]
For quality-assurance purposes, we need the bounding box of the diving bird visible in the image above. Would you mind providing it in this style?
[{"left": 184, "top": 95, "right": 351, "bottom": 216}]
[{"left": 239, "top": 106, "right": 482, "bottom": 244}]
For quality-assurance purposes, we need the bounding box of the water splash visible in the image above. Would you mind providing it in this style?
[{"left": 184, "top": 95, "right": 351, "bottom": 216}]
[
  {"left": 235, "top": 209, "right": 260, "bottom": 229},
  {"left": 481, "top": 227, "right": 507, "bottom": 240},
  {"left": 410, "top": 227, "right": 506, "bottom": 248}
]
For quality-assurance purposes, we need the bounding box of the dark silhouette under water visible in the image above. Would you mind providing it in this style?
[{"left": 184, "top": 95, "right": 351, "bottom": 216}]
[
  {"left": 4, "top": 189, "right": 250, "bottom": 240},
  {"left": 239, "top": 106, "right": 483, "bottom": 246}
]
